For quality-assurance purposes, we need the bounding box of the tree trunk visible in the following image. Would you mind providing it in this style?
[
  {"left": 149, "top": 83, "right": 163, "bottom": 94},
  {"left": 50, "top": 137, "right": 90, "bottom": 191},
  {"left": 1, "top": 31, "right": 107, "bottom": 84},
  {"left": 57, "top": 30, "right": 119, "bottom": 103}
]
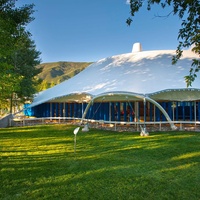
[{"left": 10, "top": 93, "right": 13, "bottom": 114}]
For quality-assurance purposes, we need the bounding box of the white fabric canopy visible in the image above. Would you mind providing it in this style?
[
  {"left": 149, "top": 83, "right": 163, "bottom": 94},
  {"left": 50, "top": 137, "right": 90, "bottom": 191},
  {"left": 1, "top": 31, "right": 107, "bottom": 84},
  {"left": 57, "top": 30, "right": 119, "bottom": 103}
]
[{"left": 30, "top": 48, "right": 200, "bottom": 108}]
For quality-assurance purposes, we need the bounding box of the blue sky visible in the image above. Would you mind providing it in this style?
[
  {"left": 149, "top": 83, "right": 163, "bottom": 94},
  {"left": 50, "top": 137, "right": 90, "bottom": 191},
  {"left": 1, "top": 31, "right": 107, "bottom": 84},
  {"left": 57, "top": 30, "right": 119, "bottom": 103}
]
[{"left": 16, "top": 0, "right": 181, "bottom": 63}]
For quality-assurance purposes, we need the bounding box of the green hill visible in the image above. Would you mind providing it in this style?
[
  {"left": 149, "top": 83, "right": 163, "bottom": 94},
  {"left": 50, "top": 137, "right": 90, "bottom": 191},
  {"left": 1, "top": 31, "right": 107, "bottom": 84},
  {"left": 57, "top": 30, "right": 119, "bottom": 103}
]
[{"left": 36, "top": 61, "right": 93, "bottom": 90}]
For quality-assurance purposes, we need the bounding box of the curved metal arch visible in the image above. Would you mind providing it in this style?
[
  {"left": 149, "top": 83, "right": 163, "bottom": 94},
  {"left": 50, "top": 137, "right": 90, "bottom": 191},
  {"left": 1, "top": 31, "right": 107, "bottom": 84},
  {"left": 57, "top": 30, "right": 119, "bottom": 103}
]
[
  {"left": 81, "top": 92, "right": 177, "bottom": 130},
  {"left": 145, "top": 96, "right": 177, "bottom": 130}
]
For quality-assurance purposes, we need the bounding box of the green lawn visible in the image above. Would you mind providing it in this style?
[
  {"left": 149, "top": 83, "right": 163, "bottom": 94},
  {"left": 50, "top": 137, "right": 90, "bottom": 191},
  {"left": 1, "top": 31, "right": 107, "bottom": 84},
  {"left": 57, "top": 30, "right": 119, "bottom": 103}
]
[{"left": 1, "top": 125, "right": 200, "bottom": 200}]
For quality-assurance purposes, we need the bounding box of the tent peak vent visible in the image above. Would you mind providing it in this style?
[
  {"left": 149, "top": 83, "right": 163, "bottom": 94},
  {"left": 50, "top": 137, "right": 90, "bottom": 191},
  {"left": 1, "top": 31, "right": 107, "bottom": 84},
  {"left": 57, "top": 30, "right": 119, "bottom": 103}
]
[{"left": 132, "top": 42, "right": 142, "bottom": 53}]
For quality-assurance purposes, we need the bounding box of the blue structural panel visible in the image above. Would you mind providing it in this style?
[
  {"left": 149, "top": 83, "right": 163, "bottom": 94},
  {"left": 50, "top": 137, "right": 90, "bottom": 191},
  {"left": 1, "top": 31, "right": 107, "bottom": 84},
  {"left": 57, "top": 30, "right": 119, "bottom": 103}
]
[
  {"left": 111, "top": 103, "right": 115, "bottom": 121},
  {"left": 175, "top": 102, "right": 178, "bottom": 121},
  {"left": 105, "top": 103, "right": 108, "bottom": 120},
  {"left": 70, "top": 104, "right": 73, "bottom": 117},
  {"left": 149, "top": 103, "right": 153, "bottom": 121},
  {"left": 123, "top": 102, "right": 127, "bottom": 121},
  {"left": 60, "top": 103, "right": 63, "bottom": 117},
  {"left": 65, "top": 103, "right": 69, "bottom": 117},
  {"left": 182, "top": 102, "right": 185, "bottom": 121},
  {"left": 27, "top": 100, "right": 200, "bottom": 122},
  {"left": 156, "top": 106, "right": 160, "bottom": 121},
  {"left": 23, "top": 104, "right": 34, "bottom": 116},
  {"left": 73, "top": 103, "right": 76, "bottom": 117},
  {"left": 168, "top": 102, "right": 172, "bottom": 120},
  {"left": 161, "top": 102, "right": 166, "bottom": 121},
  {"left": 117, "top": 102, "right": 120, "bottom": 121},
  {"left": 189, "top": 102, "right": 192, "bottom": 121}
]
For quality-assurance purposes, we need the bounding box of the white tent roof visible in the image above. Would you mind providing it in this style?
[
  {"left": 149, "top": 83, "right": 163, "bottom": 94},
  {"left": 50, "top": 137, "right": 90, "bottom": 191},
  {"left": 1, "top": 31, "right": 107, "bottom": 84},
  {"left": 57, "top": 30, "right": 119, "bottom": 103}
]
[{"left": 30, "top": 48, "right": 200, "bottom": 107}]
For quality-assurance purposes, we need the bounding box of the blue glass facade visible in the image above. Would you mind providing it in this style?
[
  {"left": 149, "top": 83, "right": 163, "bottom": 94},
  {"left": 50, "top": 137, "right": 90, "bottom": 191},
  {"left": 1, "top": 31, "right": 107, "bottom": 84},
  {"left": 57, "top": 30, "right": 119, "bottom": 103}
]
[{"left": 25, "top": 101, "right": 199, "bottom": 122}]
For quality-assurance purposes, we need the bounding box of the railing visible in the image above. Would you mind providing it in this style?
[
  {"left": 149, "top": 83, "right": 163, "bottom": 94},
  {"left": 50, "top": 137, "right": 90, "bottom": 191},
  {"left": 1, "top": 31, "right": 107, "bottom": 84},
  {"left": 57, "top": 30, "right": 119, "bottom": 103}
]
[{"left": 10, "top": 117, "right": 200, "bottom": 132}]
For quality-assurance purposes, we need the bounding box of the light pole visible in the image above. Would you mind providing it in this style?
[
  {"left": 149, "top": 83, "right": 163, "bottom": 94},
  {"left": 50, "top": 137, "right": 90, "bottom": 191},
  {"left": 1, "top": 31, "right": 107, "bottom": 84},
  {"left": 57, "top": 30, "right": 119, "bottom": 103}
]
[{"left": 73, "top": 127, "right": 80, "bottom": 154}]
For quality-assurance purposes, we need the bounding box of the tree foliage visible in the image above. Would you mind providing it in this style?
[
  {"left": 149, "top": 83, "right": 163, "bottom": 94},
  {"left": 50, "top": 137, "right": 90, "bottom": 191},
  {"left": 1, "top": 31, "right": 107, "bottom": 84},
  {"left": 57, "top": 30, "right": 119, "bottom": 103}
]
[
  {"left": 0, "top": 0, "right": 41, "bottom": 113},
  {"left": 127, "top": 0, "right": 200, "bottom": 86}
]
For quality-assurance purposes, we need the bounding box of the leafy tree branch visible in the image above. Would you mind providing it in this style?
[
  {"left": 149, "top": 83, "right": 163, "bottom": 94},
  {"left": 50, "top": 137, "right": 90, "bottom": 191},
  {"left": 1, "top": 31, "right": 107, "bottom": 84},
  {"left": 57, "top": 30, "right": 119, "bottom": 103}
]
[{"left": 127, "top": 0, "right": 200, "bottom": 86}]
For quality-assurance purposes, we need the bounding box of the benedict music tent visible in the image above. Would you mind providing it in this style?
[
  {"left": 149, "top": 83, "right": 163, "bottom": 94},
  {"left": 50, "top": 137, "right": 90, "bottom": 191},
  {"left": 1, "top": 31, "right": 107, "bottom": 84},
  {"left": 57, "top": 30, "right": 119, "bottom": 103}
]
[{"left": 25, "top": 43, "right": 200, "bottom": 130}]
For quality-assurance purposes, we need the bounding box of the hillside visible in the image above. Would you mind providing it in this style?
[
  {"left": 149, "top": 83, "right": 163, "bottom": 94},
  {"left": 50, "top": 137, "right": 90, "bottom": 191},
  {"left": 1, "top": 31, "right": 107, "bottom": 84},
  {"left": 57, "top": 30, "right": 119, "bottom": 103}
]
[{"left": 36, "top": 61, "right": 93, "bottom": 89}]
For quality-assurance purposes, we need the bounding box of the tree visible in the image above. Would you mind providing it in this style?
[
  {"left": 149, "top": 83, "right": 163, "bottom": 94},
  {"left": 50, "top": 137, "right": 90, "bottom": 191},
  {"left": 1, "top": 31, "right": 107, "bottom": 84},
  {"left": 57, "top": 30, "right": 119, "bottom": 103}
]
[
  {"left": 36, "top": 79, "right": 48, "bottom": 92},
  {"left": 0, "top": 0, "right": 41, "bottom": 114},
  {"left": 127, "top": 0, "right": 200, "bottom": 86}
]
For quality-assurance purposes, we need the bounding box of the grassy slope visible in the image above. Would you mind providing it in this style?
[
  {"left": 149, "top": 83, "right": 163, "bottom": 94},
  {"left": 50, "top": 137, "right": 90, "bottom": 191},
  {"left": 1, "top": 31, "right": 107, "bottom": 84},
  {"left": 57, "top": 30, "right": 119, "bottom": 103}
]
[
  {"left": 36, "top": 61, "right": 93, "bottom": 84},
  {"left": 1, "top": 125, "right": 200, "bottom": 200}
]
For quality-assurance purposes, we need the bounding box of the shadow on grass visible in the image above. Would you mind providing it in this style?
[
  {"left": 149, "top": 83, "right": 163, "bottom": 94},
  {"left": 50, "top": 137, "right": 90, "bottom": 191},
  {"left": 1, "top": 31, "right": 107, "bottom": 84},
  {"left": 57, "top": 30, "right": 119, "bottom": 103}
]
[{"left": 1, "top": 125, "right": 200, "bottom": 200}]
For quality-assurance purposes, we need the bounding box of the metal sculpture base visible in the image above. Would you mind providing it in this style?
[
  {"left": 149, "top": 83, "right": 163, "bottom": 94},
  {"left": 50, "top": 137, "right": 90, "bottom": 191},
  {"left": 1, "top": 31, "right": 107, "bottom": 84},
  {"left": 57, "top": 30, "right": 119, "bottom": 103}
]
[
  {"left": 140, "top": 126, "right": 149, "bottom": 136},
  {"left": 82, "top": 124, "right": 89, "bottom": 132}
]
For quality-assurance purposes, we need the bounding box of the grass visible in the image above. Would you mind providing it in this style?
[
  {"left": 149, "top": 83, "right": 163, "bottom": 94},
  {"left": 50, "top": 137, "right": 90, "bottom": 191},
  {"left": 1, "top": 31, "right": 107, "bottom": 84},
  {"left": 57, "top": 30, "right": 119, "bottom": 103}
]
[{"left": 0, "top": 124, "right": 200, "bottom": 200}]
